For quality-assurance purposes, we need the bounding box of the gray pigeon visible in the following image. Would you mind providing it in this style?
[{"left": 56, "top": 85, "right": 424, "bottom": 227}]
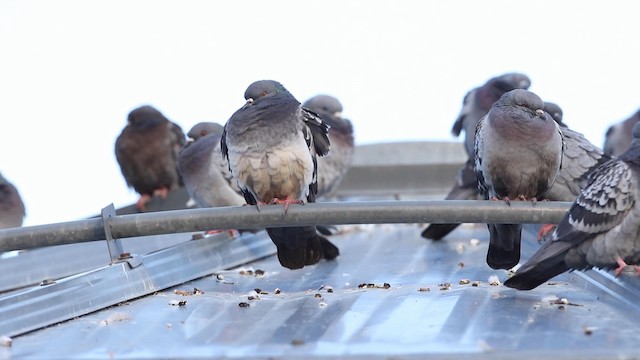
[
  {"left": 178, "top": 122, "right": 245, "bottom": 208},
  {"left": 0, "top": 173, "right": 25, "bottom": 229},
  {"left": 452, "top": 72, "right": 532, "bottom": 158},
  {"left": 603, "top": 109, "right": 640, "bottom": 157},
  {"left": 421, "top": 72, "right": 531, "bottom": 240},
  {"left": 302, "top": 95, "right": 355, "bottom": 199},
  {"left": 115, "top": 105, "right": 186, "bottom": 211},
  {"left": 221, "top": 80, "right": 339, "bottom": 269},
  {"left": 474, "top": 89, "right": 564, "bottom": 270},
  {"left": 505, "top": 121, "right": 640, "bottom": 290}
]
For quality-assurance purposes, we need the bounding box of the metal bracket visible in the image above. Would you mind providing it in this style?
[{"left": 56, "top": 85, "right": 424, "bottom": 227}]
[{"left": 101, "top": 204, "right": 142, "bottom": 268}]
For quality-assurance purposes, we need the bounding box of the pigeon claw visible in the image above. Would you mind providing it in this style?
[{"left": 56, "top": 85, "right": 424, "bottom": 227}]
[
  {"left": 135, "top": 194, "right": 152, "bottom": 212},
  {"left": 537, "top": 223, "right": 556, "bottom": 244},
  {"left": 269, "top": 197, "right": 303, "bottom": 214}
]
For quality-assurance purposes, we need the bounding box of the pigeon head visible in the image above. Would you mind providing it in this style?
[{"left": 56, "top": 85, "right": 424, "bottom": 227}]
[
  {"left": 187, "top": 122, "right": 224, "bottom": 141},
  {"left": 543, "top": 102, "right": 564, "bottom": 126},
  {"left": 127, "top": 105, "right": 167, "bottom": 128},
  {"left": 501, "top": 89, "right": 545, "bottom": 115},
  {"left": 303, "top": 95, "right": 343, "bottom": 118},
  {"left": 479, "top": 73, "right": 531, "bottom": 111},
  {"left": 243, "top": 80, "right": 292, "bottom": 105}
]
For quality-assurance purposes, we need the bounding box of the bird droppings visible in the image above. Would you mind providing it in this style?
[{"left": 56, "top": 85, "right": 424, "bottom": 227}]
[
  {"left": 458, "top": 262, "right": 465, "bottom": 268},
  {"left": 469, "top": 238, "right": 480, "bottom": 246},
  {"left": 314, "top": 293, "right": 322, "bottom": 298},
  {"left": 238, "top": 302, "right": 250, "bottom": 308},
  {"left": 274, "top": 288, "right": 282, "bottom": 295},
  {"left": 0, "top": 335, "right": 12, "bottom": 347},
  {"left": 319, "top": 301, "right": 328, "bottom": 308},
  {"left": 472, "top": 281, "right": 481, "bottom": 287},
  {"left": 439, "top": 283, "right": 452, "bottom": 291},
  {"left": 488, "top": 275, "right": 500, "bottom": 286},
  {"left": 456, "top": 244, "right": 466, "bottom": 253},
  {"left": 358, "top": 283, "right": 390, "bottom": 289},
  {"left": 99, "top": 312, "right": 131, "bottom": 325},
  {"left": 550, "top": 298, "right": 582, "bottom": 307},
  {"left": 325, "top": 286, "right": 334, "bottom": 293},
  {"left": 583, "top": 326, "right": 596, "bottom": 335},
  {"left": 418, "top": 287, "right": 431, "bottom": 292},
  {"left": 168, "top": 300, "right": 187, "bottom": 307},
  {"left": 459, "top": 279, "right": 471, "bottom": 285}
]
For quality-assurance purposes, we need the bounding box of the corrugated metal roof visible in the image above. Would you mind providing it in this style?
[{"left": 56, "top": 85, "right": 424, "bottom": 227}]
[{"left": 1, "top": 142, "right": 640, "bottom": 359}]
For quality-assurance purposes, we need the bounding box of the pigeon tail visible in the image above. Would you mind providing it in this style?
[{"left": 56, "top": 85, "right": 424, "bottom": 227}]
[
  {"left": 421, "top": 224, "right": 462, "bottom": 241},
  {"left": 504, "top": 254, "right": 570, "bottom": 290},
  {"left": 486, "top": 223, "right": 522, "bottom": 270},
  {"left": 267, "top": 226, "right": 324, "bottom": 269}
]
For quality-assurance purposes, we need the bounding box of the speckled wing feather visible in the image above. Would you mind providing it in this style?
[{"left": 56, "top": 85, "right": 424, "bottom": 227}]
[{"left": 505, "top": 159, "right": 636, "bottom": 290}]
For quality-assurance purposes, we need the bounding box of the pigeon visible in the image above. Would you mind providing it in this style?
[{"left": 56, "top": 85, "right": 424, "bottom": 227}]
[
  {"left": 115, "top": 105, "right": 186, "bottom": 211},
  {"left": 474, "top": 89, "right": 564, "bottom": 270},
  {"left": 451, "top": 72, "right": 532, "bottom": 158},
  {"left": 178, "top": 122, "right": 245, "bottom": 208},
  {"left": 505, "top": 121, "right": 640, "bottom": 290},
  {"left": 221, "top": 80, "right": 339, "bottom": 269},
  {"left": 0, "top": 173, "right": 25, "bottom": 229},
  {"left": 421, "top": 72, "right": 531, "bottom": 240},
  {"left": 603, "top": 109, "right": 640, "bottom": 157},
  {"left": 302, "top": 95, "right": 355, "bottom": 199}
]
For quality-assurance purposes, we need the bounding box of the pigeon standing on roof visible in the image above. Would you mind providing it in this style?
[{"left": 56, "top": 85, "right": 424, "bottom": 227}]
[
  {"left": 421, "top": 72, "right": 531, "bottom": 240},
  {"left": 302, "top": 95, "right": 355, "bottom": 199},
  {"left": 505, "top": 122, "right": 640, "bottom": 290},
  {"left": 115, "top": 105, "right": 187, "bottom": 212},
  {"left": 474, "top": 89, "right": 564, "bottom": 270},
  {"left": 603, "top": 109, "right": 640, "bottom": 157},
  {"left": 221, "top": 80, "right": 338, "bottom": 269},
  {"left": 178, "top": 122, "right": 245, "bottom": 208},
  {"left": 0, "top": 173, "right": 26, "bottom": 229}
]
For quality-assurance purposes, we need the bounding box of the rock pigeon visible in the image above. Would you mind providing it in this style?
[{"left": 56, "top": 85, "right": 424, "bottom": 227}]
[
  {"left": 421, "top": 72, "right": 530, "bottom": 240},
  {"left": 603, "top": 109, "right": 640, "bottom": 157},
  {"left": 0, "top": 173, "right": 25, "bottom": 229},
  {"left": 474, "top": 89, "right": 564, "bottom": 270},
  {"left": 302, "top": 95, "right": 355, "bottom": 199},
  {"left": 178, "top": 122, "right": 245, "bottom": 208},
  {"left": 451, "top": 72, "right": 532, "bottom": 158},
  {"left": 221, "top": 80, "right": 338, "bottom": 269},
  {"left": 505, "top": 121, "right": 640, "bottom": 290},
  {"left": 115, "top": 105, "right": 186, "bottom": 211}
]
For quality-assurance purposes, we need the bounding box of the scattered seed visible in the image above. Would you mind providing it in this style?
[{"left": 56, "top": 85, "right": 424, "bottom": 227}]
[
  {"left": 216, "top": 274, "right": 225, "bottom": 281},
  {"left": 488, "top": 275, "right": 500, "bottom": 286},
  {"left": 558, "top": 305, "right": 565, "bottom": 311},
  {"left": 255, "top": 269, "right": 265, "bottom": 276},
  {"left": 459, "top": 279, "right": 471, "bottom": 285},
  {"left": 247, "top": 295, "right": 259, "bottom": 301},
  {"left": 583, "top": 326, "right": 595, "bottom": 335},
  {"left": 40, "top": 279, "right": 55, "bottom": 286},
  {"left": 169, "top": 300, "right": 187, "bottom": 306},
  {"left": 291, "top": 338, "right": 305, "bottom": 346},
  {"left": 439, "top": 283, "right": 451, "bottom": 291},
  {"left": 174, "top": 290, "right": 190, "bottom": 296},
  {"left": 191, "top": 233, "right": 204, "bottom": 240},
  {"left": 418, "top": 287, "right": 431, "bottom": 292},
  {"left": 238, "top": 302, "right": 250, "bottom": 308},
  {"left": 458, "top": 262, "right": 465, "bottom": 268},
  {"left": 472, "top": 281, "right": 481, "bottom": 287},
  {"left": 319, "top": 301, "right": 328, "bottom": 308},
  {"left": 275, "top": 288, "right": 282, "bottom": 295},
  {"left": 326, "top": 286, "right": 334, "bottom": 293}
]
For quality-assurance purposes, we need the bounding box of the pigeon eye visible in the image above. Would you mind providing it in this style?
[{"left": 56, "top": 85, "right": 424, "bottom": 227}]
[{"left": 260, "top": 91, "right": 267, "bottom": 97}]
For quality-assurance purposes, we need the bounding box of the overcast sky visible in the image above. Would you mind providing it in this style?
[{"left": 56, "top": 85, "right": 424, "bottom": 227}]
[{"left": 1, "top": 0, "right": 639, "bottom": 226}]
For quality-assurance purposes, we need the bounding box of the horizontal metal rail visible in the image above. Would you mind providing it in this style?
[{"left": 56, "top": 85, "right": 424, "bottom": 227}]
[{"left": 0, "top": 200, "right": 573, "bottom": 253}]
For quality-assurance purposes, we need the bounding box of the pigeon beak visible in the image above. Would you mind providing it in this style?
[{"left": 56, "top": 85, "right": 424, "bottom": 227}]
[
  {"left": 246, "top": 98, "right": 254, "bottom": 105},
  {"left": 535, "top": 109, "right": 547, "bottom": 120},
  {"left": 334, "top": 111, "right": 342, "bottom": 118}
]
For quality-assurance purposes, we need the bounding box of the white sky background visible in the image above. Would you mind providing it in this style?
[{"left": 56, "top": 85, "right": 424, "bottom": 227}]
[{"left": 1, "top": 1, "right": 639, "bottom": 226}]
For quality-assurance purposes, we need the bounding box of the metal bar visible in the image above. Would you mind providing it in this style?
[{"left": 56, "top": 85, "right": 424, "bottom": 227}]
[
  {"left": 0, "top": 200, "right": 573, "bottom": 253},
  {"left": 101, "top": 204, "right": 124, "bottom": 264}
]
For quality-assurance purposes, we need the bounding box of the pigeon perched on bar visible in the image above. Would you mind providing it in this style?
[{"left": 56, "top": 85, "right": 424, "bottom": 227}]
[
  {"left": 0, "top": 173, "right": 26, "bottom": 229},
  {"left": 603, "top": 109, "right": 640, "bottom": 157},
  {"left": 421, "top": 72, "right": 531, "bottom": 240},
  {"left": 302, "top": 95, "right": 355, "bottom": 199},
  {"left": 221, "top": 80, "right": 339, "bottom": 269},
  {"left": 178, "top": 122, "right": 245, "bottom": 208},
  {"left": 115, "top": 105, "right": 186, "bottom": 212},
  {"left": 505, "top": 122, "right": 640, "bottom": 290},
  {"left": 474, "top": 89, "right": 564, "bottom": 270}
]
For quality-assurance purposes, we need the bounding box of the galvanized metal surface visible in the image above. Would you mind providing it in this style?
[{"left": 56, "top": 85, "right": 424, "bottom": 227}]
[{"left": 5, "top": 223, "right": 640, "bottom": 359}]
